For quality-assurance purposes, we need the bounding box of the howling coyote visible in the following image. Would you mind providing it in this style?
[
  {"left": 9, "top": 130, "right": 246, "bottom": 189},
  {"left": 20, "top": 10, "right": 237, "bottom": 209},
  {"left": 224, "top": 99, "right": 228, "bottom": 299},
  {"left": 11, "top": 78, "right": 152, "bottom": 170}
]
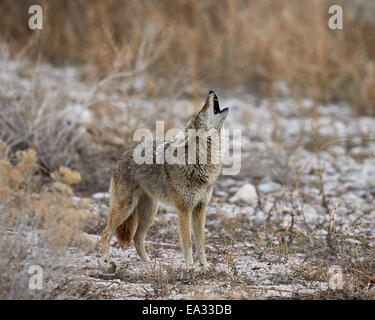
[{"left": 100, "top": 90, "right": 229, "bottom": 271}]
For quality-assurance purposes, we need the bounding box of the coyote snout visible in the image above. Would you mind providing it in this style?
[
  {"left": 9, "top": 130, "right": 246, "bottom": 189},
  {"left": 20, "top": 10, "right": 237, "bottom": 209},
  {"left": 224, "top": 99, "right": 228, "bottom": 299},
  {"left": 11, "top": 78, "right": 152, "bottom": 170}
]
[{"left": 100, "top": 91, "right": 229, "bottom": 271}]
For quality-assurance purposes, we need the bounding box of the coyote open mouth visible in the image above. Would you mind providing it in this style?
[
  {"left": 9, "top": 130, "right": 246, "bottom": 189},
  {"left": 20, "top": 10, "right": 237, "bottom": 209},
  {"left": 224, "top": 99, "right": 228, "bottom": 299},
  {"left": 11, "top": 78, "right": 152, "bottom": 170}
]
[{"left": 210, "top": 90, "right": 229, "bottom": 115}]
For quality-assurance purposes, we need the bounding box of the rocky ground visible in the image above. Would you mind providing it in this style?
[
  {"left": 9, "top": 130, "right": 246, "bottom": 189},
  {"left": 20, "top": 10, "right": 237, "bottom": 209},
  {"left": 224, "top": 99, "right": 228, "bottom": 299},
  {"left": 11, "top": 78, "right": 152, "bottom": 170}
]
[
  {"left": 51, "top": 94, "right": 375, "bottom": 299},
  {"left": 1, "top": 56, "right": 375, "bottom": 299}
]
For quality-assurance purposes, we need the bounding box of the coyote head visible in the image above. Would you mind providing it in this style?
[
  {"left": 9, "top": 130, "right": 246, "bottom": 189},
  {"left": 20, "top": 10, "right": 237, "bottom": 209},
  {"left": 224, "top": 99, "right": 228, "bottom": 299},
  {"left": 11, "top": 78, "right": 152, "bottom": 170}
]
[
  {"left": 167, "top": 91, "right": 229, "bottom": 165},
  {"left": 186, "top": 90, "right": 229, "bottom": 131}
]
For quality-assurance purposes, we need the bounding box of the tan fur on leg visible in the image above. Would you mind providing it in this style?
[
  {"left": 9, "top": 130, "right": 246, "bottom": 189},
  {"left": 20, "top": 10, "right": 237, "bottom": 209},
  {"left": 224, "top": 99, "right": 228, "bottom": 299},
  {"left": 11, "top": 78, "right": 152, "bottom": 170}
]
[
  {"left": 134, "top": 194, "right": 158, "bottom": 264},
  {"left": 101, "top": 190, "right": 138, "bottom": 262},
  {"left": 177, "top": 209, "right": 194, "bottom": 268},
  {"left": 192, "top": 203, "right": 208, "bottom": 270}
]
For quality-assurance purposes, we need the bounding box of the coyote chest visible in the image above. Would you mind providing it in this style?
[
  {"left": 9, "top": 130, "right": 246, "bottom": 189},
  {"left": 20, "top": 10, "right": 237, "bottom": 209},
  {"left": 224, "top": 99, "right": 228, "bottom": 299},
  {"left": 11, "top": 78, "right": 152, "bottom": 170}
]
[{"left": 167, "top": 163, "right": 220, "bottom": 209}]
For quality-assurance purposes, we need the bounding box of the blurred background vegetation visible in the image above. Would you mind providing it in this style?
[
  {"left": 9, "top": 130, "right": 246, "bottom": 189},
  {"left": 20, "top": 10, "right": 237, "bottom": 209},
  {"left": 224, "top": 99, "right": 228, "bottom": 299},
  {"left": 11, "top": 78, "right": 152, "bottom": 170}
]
[
  {"left": 1, "top": 0, "right": 374, "bottom": 115},
  {"left": 1, "top": 1, "right": 375, "bottom": 299}
]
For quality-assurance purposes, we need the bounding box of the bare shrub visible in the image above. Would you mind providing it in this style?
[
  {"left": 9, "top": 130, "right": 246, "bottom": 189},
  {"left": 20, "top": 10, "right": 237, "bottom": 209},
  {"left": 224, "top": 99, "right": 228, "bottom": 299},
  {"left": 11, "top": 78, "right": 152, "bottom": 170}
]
[
  {"left": 0, "top": 65, "right": 91, "bottom": 172},
  {"left": 0, "top": 142, "right": 96, "bottom": 299}
]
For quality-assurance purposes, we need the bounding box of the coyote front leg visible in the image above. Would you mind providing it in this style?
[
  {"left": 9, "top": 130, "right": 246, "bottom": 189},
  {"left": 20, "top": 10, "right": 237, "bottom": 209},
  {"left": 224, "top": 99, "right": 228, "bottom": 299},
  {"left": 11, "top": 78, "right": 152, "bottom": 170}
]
[
  {"left": 192, "top": 202, "right": 208, "bottom": 271},
  {"left": 177, "top": 209, "right": 194, "bottom": 269}
]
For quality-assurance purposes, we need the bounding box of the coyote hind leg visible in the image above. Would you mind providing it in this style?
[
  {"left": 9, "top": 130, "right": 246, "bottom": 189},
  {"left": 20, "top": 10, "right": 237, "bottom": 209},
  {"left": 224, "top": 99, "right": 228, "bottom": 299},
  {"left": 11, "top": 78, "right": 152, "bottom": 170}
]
[
  {"left": 101, "top": 191, "right": 138, "bottom": 263},
  {"left": 134, "top": 193, "right": 158, "bottom": 265}
]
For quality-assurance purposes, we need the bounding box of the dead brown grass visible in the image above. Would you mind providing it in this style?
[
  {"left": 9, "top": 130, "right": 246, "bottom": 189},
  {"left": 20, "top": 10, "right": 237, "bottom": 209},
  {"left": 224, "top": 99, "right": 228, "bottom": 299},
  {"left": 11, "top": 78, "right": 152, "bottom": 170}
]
[
  {"left": 0, "top": 141, "right": 96, "bottom": 299},
  {"left": 1, "top": 0, "right": 374, "bottom": 114}
]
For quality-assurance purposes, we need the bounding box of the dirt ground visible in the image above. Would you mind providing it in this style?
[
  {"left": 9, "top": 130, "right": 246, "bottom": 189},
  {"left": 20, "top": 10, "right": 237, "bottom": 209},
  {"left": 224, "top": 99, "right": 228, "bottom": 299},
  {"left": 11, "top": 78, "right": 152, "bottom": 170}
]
[
  {"left": 1, "top": 56, "right": 375, "bottom": 300},
  {"left": 47, "top": 98, "right": 375, "bottom": 300}
]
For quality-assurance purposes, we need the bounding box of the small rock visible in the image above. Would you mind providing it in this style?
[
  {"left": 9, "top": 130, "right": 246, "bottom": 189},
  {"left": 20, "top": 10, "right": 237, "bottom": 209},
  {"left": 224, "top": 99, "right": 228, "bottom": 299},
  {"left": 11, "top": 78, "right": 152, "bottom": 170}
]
[
  {"left": 214, "top": 190, "right": 229, "bottom": 199},
  {"left": 230, "top": 184, "right": 258, "bottom": 205},
  {"left": 366, "top": 174, "right": 375, "bottom": 188},
  {"left": 258, "top": 181, "right": 282, "bottom": 193},
  {"left": 92, "top": 193, "right": 110, "bottom": 200},
  {"left": 71, "top": 196, "right": 81, "bottom": 205}
]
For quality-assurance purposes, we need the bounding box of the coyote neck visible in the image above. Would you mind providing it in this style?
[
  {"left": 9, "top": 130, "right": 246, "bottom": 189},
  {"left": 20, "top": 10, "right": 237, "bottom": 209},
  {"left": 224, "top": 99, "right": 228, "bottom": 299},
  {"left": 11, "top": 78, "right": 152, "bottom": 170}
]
[
  {"left": 175, "top": 131, "right": 223, "bottom": 185},
  {"left": 175, "top": 162, "right": 221, "bottom": 186}
]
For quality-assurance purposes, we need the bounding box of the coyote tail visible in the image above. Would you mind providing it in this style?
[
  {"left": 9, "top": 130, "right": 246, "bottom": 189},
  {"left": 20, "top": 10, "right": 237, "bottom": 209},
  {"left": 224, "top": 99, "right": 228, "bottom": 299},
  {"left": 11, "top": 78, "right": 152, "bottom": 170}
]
[{"left": 115, "top": 209, "right": 139, "bottom": 247}]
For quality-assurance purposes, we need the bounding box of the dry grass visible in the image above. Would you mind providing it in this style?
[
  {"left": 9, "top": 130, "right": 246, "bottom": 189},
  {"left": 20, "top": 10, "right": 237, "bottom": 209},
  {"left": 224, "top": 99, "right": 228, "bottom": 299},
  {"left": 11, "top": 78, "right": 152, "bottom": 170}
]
[
  {"left": 1, "top": 0, "right": 374, "bottom": 114},
  {"left": 291, "top": 243, "right": 375, "bottom": 299},
  {"left": 0, "top": 1, "right": 374, "bottom": 300},
  {"left": 0, "top": 56, "right": 92, "bottom": 172},
  {"left": 0, "top": 141, "right": 96, "bottom": 299}
]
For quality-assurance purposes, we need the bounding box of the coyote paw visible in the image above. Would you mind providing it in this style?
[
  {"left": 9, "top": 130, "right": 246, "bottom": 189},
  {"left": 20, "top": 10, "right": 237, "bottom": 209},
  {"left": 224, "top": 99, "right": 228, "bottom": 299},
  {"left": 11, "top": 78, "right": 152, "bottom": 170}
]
[
  {"left": 201, "top": 264, "right": 209, "bottom": 273},
  {"left": 144, "top": 262, "right": 152, "bottom": 272},
  {"left": 185, "top": 262, "right": 196, "bottom": 271}
]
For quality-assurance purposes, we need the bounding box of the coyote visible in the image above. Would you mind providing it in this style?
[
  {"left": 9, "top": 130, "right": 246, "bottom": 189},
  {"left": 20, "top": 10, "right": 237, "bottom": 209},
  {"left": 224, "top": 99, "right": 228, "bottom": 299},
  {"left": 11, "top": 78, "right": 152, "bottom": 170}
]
[{"left": 100, "top": 90, "right": 229, "bottom": 271}]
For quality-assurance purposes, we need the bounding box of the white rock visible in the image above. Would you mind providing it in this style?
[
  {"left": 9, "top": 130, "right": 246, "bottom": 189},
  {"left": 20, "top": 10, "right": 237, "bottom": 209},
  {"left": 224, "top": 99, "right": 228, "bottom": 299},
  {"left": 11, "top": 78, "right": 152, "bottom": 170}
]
[
  {"left": 258, "top": 181, "right": 282, "bottom": 193},
  {"left": 214, "top": 190, "right": 229, "bottom": 199},
  {"left": 71, "top": 196, "right": 81, "bottom": 205},
  {"left": 303, "top": 205, "right": 320, "bottom": 224},
  {"left": 91, "top": 192, "right": 110, "bottom": 200},
  {"left": 366, "top": 174, "right": 375, "bottom": 188},
  {"left": 230, "top": 184, "right": 258, "bottom": 205}
]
